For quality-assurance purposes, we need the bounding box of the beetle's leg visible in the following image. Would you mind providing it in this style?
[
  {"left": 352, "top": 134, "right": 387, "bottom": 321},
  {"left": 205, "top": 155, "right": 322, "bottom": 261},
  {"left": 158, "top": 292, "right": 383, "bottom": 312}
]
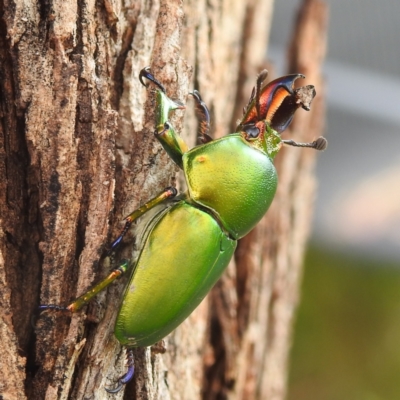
[
  {"left": 39, "top": 187, "right": 178, "bottom": 314},
  {"left": 39, "top": 259, "right": 131, "bottom": 313},
  {"left": 105, "top": 348, "right": 135, "bottom": 394},
  {"left": 139, "top": 67, "right": 189, "bottom": 168},
  {"left": 282, "top": 136, "right": 327, "bottom": 151},
  {"left": 108, "top": 186, "right": 178, "bottom": 253},
  {"left": 190, "top": 90, "right": 213, "bottom": 144},
  {"left": 153, "top": 88, "right": 189, "bottom": 168},
  {"left": 139, "top": 66, "right": 166, "bottom": 92}
]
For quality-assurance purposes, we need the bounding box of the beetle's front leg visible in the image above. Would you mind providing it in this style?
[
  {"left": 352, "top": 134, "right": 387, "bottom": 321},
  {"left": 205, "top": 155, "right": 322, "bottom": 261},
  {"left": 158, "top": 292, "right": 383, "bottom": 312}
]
[
  {"left": 140, "top": 67, "right": 188, "bottom": 168},
  {"left": 154, "top": 116, "right": 187, "bottom": 168}
]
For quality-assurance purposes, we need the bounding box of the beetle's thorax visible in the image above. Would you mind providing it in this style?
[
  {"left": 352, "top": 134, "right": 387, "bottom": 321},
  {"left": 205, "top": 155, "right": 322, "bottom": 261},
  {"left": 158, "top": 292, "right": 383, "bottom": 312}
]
[{"left": 182, "top": 134, "right": 278, "bottom": 240}]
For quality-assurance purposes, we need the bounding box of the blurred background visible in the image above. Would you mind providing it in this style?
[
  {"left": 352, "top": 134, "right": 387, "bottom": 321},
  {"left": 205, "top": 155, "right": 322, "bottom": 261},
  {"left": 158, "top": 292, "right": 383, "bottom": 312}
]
[{"left": 269, "top": 1, "right": 400, "bottom": 399}]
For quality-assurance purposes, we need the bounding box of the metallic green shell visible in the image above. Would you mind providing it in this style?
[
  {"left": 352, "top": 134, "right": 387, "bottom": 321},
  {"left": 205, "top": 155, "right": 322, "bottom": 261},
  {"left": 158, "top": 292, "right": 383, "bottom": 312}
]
[
  {"left": 183, "top": 134, "right": 278, "bottom": 239},
  {"left": 114, "top": 201, "right": 236, "bottom": 347}
]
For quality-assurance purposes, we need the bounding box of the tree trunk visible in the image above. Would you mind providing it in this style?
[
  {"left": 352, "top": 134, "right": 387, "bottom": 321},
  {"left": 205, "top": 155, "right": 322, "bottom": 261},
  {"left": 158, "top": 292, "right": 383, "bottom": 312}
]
[{"left": 0, "top": 0, "right": 327, "bottom": 399}]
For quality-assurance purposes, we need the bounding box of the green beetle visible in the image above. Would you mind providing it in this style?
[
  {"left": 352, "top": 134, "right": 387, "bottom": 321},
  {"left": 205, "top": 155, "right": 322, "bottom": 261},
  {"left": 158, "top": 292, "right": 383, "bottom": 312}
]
[{"left": 40, "top": 67, "right": 326, "bottom": 393}]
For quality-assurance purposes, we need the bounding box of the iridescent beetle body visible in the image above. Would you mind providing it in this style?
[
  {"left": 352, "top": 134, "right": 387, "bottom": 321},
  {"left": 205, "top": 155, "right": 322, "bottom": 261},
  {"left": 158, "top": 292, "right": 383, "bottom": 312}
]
[
  {"left": 40, "top": 67, "right": 326, "bottom": 392},
  {"left": 115, "top": 131, "right": 278, "bottom": 347}
]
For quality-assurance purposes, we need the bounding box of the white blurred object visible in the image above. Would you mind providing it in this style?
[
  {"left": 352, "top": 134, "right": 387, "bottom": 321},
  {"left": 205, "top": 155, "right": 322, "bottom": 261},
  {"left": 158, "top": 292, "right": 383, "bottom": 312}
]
[
  {"left": 269, "top": 0, "right": 400, "bottom": 259},
  {"left": 328, "top": 165, "right": 400, "bottom": 245}
]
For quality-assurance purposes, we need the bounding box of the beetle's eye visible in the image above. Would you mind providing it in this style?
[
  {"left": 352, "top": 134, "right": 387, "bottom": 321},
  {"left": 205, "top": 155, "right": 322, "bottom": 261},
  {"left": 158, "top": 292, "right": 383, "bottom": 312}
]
[{"left": 242, "top": 124, "right": 260, "bottom": 140}]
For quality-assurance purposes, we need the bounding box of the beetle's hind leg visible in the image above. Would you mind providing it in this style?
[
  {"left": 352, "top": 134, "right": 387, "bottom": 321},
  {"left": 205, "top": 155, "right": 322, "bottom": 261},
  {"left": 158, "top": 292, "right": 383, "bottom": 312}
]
[
  {"left": 105, "top": 348, "right": 135, "bottom": 394},
  {"left": 39, "top": 188, "right": 178, "bottom": 314},
  {"left": 39, "top": 259, "right": 132, "bottom": 313}
]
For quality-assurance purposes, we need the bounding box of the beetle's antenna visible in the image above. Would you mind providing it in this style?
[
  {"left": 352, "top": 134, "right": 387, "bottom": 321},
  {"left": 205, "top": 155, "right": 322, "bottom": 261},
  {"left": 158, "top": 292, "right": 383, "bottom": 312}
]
[
  {"left": 282, "top": 136, "right": 327, "bottom": 151},
  {"left": 139, "top": 67, "right": 166, "bottom": 93}
]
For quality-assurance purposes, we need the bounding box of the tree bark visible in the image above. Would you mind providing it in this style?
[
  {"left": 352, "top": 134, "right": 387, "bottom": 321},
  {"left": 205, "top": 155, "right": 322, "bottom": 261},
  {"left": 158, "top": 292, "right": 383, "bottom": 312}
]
[{"left": 0, "top": 0, "right": 327, "bottom": 399}]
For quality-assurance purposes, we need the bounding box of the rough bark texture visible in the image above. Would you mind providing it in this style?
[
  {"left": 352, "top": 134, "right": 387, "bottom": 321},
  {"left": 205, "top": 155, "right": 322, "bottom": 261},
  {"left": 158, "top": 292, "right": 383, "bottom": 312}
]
[{"left": 0, "top": 0, "right": 327, "bottom": 399}]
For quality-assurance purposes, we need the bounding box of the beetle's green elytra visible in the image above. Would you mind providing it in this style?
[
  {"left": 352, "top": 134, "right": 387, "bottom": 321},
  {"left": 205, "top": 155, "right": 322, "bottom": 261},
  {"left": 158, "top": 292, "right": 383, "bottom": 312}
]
[
  {"left": 115, "top": 201, "right": 236, "bottom": 347},
  {"left": 39, "top": 67, "right": 327, "bottom": 393}
]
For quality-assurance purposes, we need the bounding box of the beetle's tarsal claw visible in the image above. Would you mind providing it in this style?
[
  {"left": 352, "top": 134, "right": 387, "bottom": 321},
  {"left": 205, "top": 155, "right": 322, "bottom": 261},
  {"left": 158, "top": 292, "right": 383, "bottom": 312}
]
[
  {"left": 139, "top": 66, "right": 166, "bottom": 93},
  {"left": 139, "top": 66, "right": 151, "bottom": 87},
  {"left": 189, "top": 90, "right": 201, "bottom": 102},
  {"left": 105, "top": 381, "right": 124, "bottom": 394},
  {"left": 105, "top": 348, "right": 135, "bottom": 394}
]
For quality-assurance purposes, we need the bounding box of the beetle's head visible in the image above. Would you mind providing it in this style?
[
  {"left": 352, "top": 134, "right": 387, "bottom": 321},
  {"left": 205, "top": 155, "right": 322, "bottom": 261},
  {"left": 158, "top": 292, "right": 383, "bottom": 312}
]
[{"left": 237, "top": 71, "right": 322, "bottom": 158}]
